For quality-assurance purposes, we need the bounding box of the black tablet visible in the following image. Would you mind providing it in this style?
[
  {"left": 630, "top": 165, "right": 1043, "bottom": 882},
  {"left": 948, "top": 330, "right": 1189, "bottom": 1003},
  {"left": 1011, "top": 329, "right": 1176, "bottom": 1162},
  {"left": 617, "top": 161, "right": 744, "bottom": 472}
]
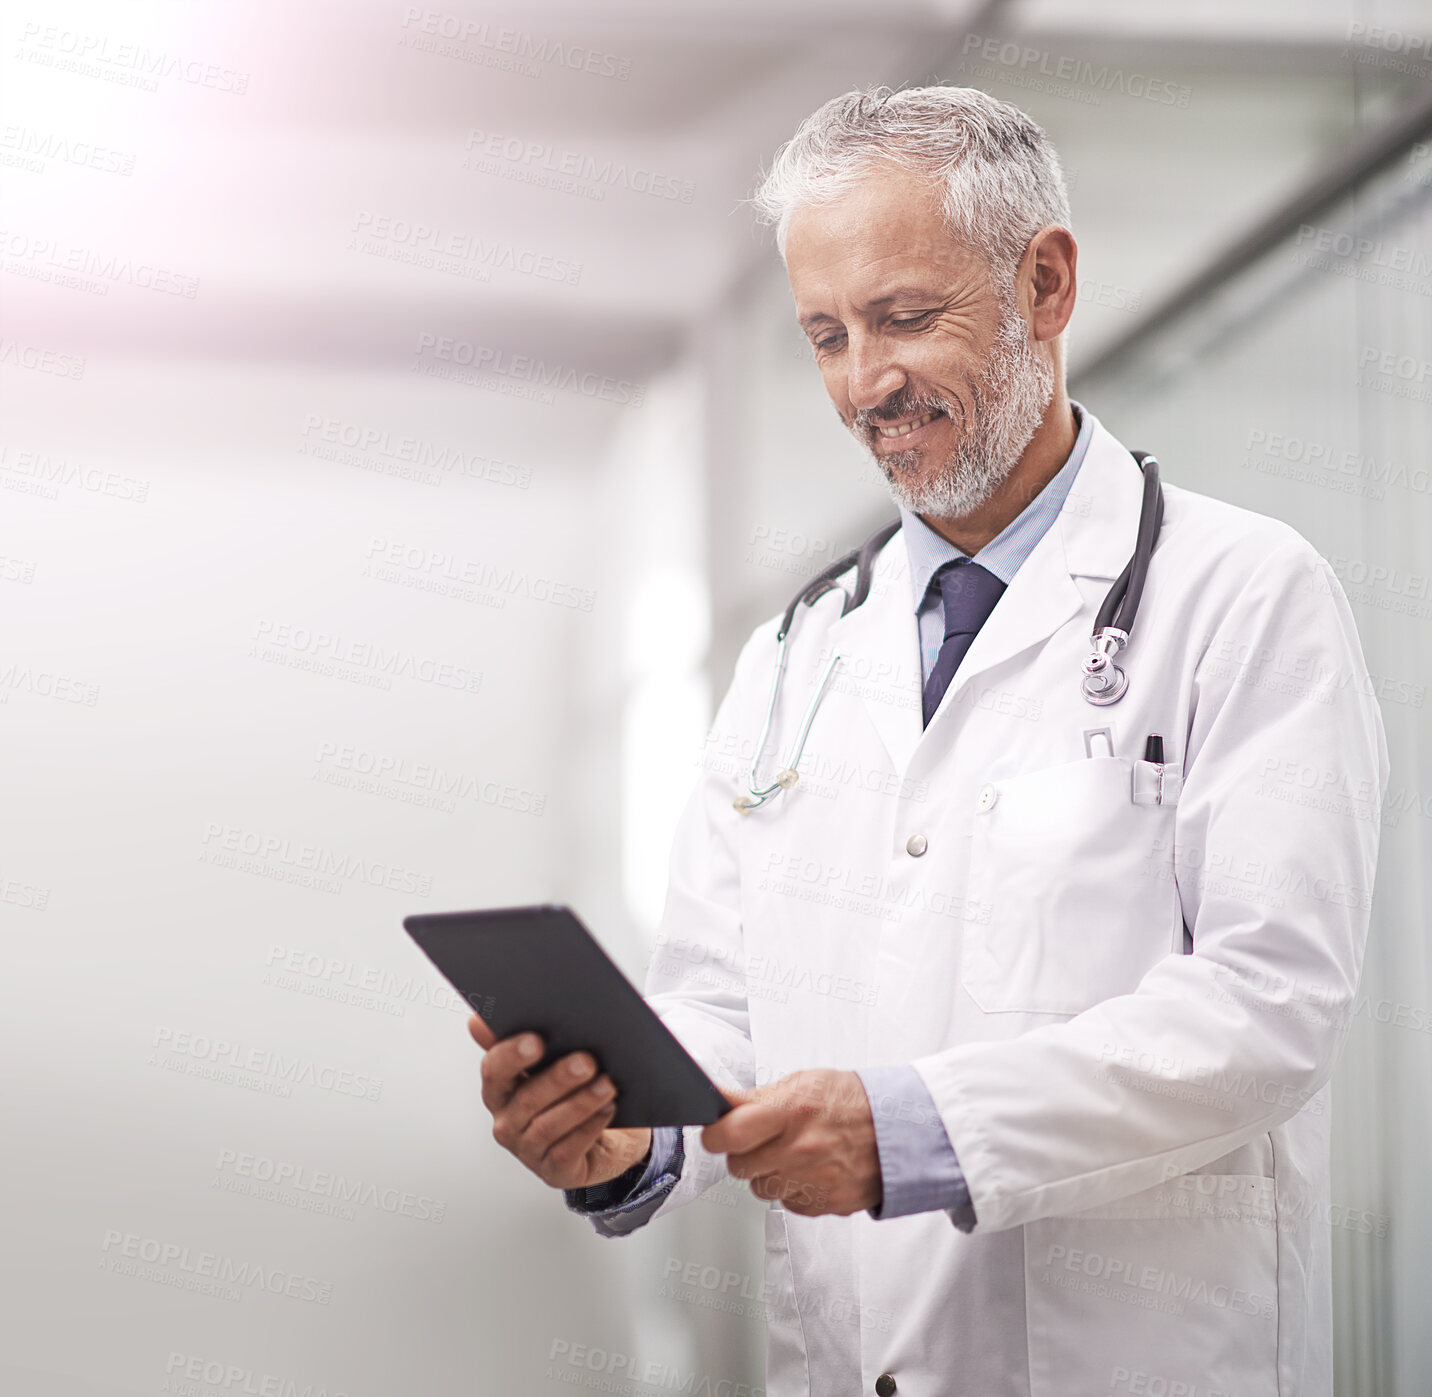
[{"left": 403, "top": 904, "right": 731, "bottom": 1128}]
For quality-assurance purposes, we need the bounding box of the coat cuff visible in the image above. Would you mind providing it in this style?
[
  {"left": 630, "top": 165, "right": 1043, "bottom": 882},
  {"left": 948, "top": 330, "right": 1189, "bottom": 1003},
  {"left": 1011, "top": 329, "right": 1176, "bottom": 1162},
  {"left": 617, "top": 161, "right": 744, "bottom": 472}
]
[
  {"left": 563, "top": 1127, "right": 684, "bottom": 1237},
  {"left": 857, "top": 1064, "right": 976, "bottom": 1229}
]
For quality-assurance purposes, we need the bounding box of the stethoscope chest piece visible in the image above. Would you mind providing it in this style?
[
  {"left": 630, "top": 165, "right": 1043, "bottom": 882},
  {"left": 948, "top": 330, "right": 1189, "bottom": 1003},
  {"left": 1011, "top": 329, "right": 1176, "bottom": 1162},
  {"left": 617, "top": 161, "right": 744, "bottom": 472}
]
[{"left": 1081, "top": 626, "right": 1130, "bottom": 705}]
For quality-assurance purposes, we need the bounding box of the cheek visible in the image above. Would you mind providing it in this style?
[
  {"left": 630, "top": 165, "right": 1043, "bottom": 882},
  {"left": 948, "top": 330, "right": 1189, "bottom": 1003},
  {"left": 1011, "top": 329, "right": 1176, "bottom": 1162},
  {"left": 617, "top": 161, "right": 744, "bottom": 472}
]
[
  {"left": 919, "top": 333, "right": 983, "bottom": 388},
  {"left": 818, "top": 364, "right": 849, "bottom": 412}
]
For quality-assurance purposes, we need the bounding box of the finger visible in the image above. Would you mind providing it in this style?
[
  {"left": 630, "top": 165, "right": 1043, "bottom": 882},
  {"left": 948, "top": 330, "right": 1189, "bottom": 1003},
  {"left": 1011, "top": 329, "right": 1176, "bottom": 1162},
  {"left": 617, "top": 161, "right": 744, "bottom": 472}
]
[
  {"left": 725, "top": 1136, "right": 801, "bottom": 1181},
  {"left": 528, "top": 1092, "right": 620, "bottom": 1173},
  {"left": 697, "top": 1087, "right": 754, "bottom": 1152},
  {"left": 505, "top": 1053, "right": 606, "bottom": 1138},
  {"left": 702, "top": 1101, "right": 786, "bottom": 1156},
  {"left": 467, "top": 1015, "right": 496, "bottom": 1050},
  {"left": 480, "top": 1032, "right": 544, "bottom": 1112},
  {"left": 750, "top": 1173, "right": 828, "bottom": 1216},
  {"left": 748, "top": 1172, "right": 797, "bottom": 1204},
  {"left": 540, "top": 1103, "right": 625, "bottom": 1186},
  {"left": 750, "top": 1173, "right": 830, "bottom": 1219}
]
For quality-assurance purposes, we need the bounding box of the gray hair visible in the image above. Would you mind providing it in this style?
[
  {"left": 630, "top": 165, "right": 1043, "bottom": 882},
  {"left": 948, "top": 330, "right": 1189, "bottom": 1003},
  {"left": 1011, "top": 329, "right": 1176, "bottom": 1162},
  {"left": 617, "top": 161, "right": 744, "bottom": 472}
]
[{"left": 751, "top": 84, "right": 1071, "bottom": 290}]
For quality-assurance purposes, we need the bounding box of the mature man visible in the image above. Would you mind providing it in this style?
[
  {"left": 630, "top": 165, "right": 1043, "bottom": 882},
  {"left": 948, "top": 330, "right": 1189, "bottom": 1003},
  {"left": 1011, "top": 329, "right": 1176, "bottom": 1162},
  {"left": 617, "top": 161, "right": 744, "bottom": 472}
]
[{"left": 470, "top": 86, "right": 1386, "bottom": 1397}]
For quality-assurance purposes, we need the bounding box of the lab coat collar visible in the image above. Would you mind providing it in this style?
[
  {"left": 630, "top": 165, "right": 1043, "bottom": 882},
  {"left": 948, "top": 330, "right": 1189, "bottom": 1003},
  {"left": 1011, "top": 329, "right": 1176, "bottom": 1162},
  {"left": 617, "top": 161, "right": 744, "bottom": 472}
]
[{"left": 823, "top": 409, "right": 1146, "bottom": 773}]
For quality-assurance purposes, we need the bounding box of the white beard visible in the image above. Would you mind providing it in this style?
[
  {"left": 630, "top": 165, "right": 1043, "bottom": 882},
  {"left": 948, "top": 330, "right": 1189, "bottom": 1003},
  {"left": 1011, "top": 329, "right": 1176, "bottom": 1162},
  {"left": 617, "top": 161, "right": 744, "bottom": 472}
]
[{"left": 854, "top": 303, "right": 1055, "bottom": 520}]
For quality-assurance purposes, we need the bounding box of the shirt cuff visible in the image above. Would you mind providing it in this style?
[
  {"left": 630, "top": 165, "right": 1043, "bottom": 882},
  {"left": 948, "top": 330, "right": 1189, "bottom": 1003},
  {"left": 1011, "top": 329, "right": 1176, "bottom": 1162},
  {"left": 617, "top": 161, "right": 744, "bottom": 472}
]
[
  {"left": 857, "top": 1064, "right": 976, "bottom": 1229},
  {"left": 563, "top": 1127, "right": 684, "bottom": 1237}
]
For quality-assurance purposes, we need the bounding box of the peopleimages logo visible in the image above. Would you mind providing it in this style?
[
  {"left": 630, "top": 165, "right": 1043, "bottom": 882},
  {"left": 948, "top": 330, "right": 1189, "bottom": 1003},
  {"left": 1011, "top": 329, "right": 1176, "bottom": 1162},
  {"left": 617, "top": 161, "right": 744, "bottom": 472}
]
[
  {"left": 313, "top": 741, "right": 548, "bottom": 817},
  {"left": 0, "top": 337, "right": 85, "bottom": 378},
  {"left": 214, "top": 1148, "right": 447, "bottom": 1224},
  {"left": 15, "top": 21, "right": 250, "bottom": 94},
  {"left": 545, "top": 1339, "right": 764, "bottom": 1397},
  {"left": 463, "top": 129, "right": 695, "bottom": 203},
  {"left": 1294, "top": 223, "right": 1432, "bottom": 276},
  {"left": 165, "top": 1352, "right": 347, "bottom": 1397},
  {"left": 398, "top": 7, "right": 631, "bottom": 80},
  {"left": 0, "top": 659, "right": 99, "bottom": 707},
  {"left": 298, "top": 414, "right": 531, "bottom": 488},
  {"left": 349, "top": 210, "right": 582, "bottom": 286},
  {"left": 0, "top": 122, "right": 136, "bottom": 174},
  {"left": 958, "top": 33, "right": 1192, "bottom": 107},
  {"left": 412, "top": 333, "right": 645, "bottom": 406},
  {"left": 0, "top": 444, "right": 150, "bottom": 502},
  {"left": 0, "top": 229, "right": 200, "bottom": 297},
  {"left": 200, "top": 821, "right": 434, "bottom": 898},
  {"left": 150, "top": 1026, "right": 384, "bottom": 1103},
  {"left": 249, "top": 618, "right": 482, "bottom": 694},
  {"left": 100, "top": 1230, "right": 334, "bottom": 1305},
  {"left": 363, "top": 538, "right": 596, "bottom": 613},
  {"left": 1041, "top": 1242, "right": 1275, "bottom": 1320}
]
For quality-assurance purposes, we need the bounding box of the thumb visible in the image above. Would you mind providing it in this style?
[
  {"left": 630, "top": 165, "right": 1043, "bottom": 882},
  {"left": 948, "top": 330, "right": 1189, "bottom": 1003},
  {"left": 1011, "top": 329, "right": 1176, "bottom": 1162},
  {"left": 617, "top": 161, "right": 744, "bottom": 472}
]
[
  {"left": 700, "top": 1086, "right": 755, "bottom": 1154},
  {"left": 702, "top": 1095, "right": 784, "bottom": 1156},
  {"left": 467, "top": 1014, "right": 496, "bottom": 1050}
]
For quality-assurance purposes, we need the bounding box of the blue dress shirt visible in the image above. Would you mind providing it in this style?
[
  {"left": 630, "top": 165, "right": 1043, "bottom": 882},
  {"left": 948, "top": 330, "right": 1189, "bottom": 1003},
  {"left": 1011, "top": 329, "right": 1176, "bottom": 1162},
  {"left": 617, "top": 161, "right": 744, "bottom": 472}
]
[
  {"left": 566, "top": 401, "right": 1095, "bottom": 1233},
  {"left": 904, "top": 399, "right": 1094, "bottom": 676}
]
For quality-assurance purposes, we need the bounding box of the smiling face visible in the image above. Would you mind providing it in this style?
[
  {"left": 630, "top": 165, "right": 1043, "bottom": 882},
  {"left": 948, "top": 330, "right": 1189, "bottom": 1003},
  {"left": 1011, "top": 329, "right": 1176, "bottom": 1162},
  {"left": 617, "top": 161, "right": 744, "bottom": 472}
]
[{"left": 786, "top": 163, "right": 1060, "bottom": 522}]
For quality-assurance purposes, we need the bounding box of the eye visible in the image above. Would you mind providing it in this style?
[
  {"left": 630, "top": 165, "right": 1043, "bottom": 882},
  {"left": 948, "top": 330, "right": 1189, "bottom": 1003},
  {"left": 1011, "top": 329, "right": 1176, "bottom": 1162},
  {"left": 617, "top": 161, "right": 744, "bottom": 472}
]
[
  {"left": 812, "top": 331, "right": 846, "bottom": 353},
  {"left": 891, "top": 310, "right": 935, "bottom": 327}
]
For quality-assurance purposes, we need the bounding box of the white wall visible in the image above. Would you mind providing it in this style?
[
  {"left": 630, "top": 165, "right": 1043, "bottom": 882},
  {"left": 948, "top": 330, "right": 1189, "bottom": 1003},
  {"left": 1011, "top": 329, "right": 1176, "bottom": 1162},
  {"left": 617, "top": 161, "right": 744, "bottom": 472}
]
[{"left": 0, "top": 348, "right": 697, "bottom": 1396}]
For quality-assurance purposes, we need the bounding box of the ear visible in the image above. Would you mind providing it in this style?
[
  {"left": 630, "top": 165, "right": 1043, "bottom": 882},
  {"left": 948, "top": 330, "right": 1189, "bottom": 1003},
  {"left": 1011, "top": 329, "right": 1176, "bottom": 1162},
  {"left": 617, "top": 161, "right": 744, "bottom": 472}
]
[{"left": 1020, "top": 225, "right": 1078, "bottom": 343}]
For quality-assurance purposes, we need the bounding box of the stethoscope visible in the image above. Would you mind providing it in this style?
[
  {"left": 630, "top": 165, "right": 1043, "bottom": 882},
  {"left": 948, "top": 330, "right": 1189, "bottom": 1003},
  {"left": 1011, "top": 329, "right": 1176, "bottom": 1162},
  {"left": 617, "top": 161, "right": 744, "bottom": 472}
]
[{"left": 734, "top": 451, "right": 1164, "bottom": 812}]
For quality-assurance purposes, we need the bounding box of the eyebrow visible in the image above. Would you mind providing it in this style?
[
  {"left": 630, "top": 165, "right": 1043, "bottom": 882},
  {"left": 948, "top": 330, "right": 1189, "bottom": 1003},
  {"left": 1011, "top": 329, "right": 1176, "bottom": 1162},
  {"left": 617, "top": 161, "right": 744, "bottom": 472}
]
[{"left": 798, "top": 286, "right": 943, "bottom": 331}]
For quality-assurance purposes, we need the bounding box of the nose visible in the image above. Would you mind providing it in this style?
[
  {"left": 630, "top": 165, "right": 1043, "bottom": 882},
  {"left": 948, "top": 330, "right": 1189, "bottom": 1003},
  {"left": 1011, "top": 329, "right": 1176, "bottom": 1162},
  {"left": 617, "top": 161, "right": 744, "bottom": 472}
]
[{"left": 844, "top": 332, "right": 906, "bottom": 414}]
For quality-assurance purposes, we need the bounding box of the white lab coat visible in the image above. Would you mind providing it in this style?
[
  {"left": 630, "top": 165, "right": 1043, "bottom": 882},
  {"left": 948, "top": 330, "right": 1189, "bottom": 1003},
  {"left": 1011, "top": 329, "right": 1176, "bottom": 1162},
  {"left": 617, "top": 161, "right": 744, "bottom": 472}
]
[{"left": 639, "top": 411, "right": 1387, "bottom": 1397}]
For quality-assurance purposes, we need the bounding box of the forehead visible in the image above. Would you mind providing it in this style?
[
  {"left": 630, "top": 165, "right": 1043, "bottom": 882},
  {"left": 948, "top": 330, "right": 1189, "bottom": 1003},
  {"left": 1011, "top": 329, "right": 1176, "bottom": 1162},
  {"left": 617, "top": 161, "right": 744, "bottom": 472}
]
[{"left": 784, "top": 164, "right": 987, "bottom": 312}]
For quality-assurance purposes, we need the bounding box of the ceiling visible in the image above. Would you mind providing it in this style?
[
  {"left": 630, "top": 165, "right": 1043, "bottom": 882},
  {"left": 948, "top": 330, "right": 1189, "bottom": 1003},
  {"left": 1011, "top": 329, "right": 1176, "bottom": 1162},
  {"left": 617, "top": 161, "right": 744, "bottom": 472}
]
[{"left": 4, "top": 0, "right": 1430, "bottom": 383}]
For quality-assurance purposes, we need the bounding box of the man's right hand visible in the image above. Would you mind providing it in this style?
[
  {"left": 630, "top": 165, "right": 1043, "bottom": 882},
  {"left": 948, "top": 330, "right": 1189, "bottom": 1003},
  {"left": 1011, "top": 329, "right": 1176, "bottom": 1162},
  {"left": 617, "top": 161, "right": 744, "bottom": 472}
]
[{"left": 469, "top": 1015, "right": 653, "bottom": 1190}]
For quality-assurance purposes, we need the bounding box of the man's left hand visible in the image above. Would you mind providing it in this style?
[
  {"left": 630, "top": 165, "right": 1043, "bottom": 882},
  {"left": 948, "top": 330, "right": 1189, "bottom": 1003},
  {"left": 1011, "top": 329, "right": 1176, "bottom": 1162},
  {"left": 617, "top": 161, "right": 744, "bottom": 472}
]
[{"left": 701, "top": 1069, "right": 881, "bottom": 1216}]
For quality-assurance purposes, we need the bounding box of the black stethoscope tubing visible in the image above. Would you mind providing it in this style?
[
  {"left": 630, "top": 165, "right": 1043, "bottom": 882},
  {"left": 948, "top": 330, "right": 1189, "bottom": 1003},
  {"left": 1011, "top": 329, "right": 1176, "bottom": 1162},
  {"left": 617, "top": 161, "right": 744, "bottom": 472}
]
[
  {"left": 736, "top": 451, "right": 1164, "bottom": 810},
  {"left": 781, "top": 450, "right": 1162, "bottom": 644}
]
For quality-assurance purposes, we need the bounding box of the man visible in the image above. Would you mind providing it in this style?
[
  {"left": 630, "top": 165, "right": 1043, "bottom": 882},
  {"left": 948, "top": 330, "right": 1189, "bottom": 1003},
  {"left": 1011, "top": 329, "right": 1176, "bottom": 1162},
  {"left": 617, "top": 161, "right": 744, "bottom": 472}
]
[{"left": 469, "top": 85, "right": 1386, "bottom": 1397}]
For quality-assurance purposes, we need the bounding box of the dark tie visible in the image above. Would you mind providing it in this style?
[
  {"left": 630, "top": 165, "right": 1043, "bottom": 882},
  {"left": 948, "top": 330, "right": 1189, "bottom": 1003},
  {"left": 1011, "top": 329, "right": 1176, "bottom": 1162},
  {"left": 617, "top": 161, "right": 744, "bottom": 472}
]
[{"left": 921, "top": 560, "right": 1007, "bottom": 727}]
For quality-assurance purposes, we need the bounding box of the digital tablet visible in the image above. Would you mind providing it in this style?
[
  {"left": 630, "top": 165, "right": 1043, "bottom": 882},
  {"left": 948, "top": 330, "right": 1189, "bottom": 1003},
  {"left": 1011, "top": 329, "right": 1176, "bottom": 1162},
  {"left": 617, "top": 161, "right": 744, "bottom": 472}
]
[{"left": 402, "top": 904, "right": 731, "bottom": 1128}]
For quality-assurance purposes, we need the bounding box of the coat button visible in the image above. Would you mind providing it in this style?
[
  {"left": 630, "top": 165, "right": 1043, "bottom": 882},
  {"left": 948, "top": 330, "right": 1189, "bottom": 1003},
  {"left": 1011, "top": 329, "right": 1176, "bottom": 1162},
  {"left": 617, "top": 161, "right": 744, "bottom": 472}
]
[
  {"left": 976, "top": 783, "right": 998, "bottom": 812},
  {"left": 875, "top": 1376, "right": 897, "bottom": 1397},
  {"left": 905, "top": 833, "right": 928, "bottom": 857}
]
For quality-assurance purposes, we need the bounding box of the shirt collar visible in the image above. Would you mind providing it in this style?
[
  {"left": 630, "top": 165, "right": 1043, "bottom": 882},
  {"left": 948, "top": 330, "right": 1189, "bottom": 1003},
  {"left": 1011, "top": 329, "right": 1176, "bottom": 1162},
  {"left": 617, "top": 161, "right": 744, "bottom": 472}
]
[{"left": 899, "top": 398, "right": 1094, "bottom": 610}]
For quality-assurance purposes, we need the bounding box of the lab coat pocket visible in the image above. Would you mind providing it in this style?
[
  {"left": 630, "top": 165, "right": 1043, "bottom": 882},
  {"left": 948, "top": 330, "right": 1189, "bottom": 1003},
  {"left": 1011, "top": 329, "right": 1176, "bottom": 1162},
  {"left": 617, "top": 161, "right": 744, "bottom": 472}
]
[
  {"left": 1023, "top": 1176, "right": 1280, "bottom": 1397},
  {"left": 962, "top": 756, "right": 1181, "bottom": 1015},
  {"left": 762, "top": 1207, "right": 810, "bottom": 1396}
]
